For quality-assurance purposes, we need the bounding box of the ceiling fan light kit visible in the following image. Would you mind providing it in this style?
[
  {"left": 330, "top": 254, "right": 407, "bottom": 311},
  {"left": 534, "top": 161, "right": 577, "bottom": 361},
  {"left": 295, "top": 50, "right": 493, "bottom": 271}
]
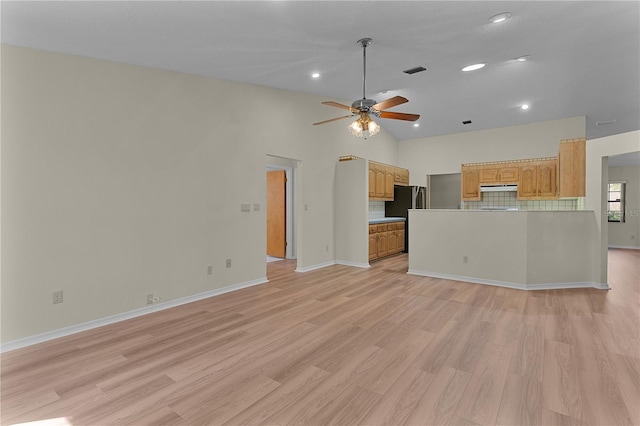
[{"left": 313, "top": 37, "right": 420, "bottom": 139}]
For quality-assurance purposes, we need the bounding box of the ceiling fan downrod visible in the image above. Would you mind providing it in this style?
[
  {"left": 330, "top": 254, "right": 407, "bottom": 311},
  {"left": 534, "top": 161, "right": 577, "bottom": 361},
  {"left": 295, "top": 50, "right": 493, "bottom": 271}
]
[
  {"left": 352, "top": 38, "right": 376, "bottom": 112},
  {"left": 358, "top": 38, "right": 372, "bottom": 100}
]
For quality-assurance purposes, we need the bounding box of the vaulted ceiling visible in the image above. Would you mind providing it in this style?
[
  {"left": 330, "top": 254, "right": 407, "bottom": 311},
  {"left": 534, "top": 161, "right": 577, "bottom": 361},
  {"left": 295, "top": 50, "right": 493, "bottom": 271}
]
[{"left": 2, "top": 1, "right": 639, "bottom": 141}]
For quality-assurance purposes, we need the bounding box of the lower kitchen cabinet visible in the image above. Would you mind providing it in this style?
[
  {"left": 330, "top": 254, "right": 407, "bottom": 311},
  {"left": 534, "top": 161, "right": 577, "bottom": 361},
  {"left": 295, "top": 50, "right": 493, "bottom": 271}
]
[{"left": 369, "top": 221, "right": 405, "bottom": 262}]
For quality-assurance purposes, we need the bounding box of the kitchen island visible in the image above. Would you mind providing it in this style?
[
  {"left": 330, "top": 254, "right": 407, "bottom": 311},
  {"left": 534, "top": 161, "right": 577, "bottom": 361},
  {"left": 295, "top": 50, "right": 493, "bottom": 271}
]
[{"left": 408, "top": 209, "right": 608, "bottom": 290}]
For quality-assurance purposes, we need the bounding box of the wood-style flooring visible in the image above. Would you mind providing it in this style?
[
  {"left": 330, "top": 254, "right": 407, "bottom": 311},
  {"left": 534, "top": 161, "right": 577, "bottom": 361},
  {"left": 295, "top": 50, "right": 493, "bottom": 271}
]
[{"left": 1, "top": 249, "right": 639, "bottom": 425}]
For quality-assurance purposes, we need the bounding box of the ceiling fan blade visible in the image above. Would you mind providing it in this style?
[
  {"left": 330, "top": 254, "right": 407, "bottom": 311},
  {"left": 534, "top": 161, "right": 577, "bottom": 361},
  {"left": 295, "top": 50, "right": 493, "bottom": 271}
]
[
  {"left": 313, "top": 115, "right": 354, "bottom": 125},
  {"left": 379, "top": 111, "right": 420, "bottom": 122},
  {"left": 372, "top": 96, "right": 409, "bottom": 111},
  {"left": 322, "top": 101, "right": 357, "bottom": 112}
]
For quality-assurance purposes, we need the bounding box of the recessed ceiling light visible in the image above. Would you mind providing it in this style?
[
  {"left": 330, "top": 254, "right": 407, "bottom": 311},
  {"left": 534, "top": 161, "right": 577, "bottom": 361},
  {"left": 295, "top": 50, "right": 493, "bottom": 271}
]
[
  {"left": 489, "top": 12, "right": 511, "bottom": 23},
  {"left": 462, "top": 63, "right": 486, "bottom": 72},
  {"left": 521, "top": 104, "right": 530, "bottom": 110},
  {"left": 311, "top": 72, "right": 320, "bottom": 79},
  {"left": 413, "top": 123, "right": 420, "bottom": 128},
  {"left": 516, "top": 55, "right": 530, "bottom": 62}
]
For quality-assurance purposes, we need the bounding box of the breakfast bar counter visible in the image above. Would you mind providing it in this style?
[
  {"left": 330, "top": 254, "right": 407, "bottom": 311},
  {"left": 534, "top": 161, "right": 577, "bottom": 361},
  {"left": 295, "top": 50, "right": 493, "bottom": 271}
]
[{"left": 407, "top": 209, "right": 607, "bottom": 290}]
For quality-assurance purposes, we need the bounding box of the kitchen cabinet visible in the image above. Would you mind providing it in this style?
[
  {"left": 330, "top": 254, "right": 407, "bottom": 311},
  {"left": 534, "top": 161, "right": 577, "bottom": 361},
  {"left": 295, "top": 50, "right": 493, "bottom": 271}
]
[
  {"left": 369, "top": 225, "right": 378, "bottom": 261},
  {"left": 396, "top": 222, "right": 405, "bottom": 253},
  {"left": 376, "top": 225, "right": 388, "bottom": 258},
  {"left": 479, "top": 166, "right": 519, "bottom": 184},
  {"left": 368, "top": 160, "right": 407, "bottom": 201},
  {"left": 394, "top": 168, "right": 410, "bottom": 186},
  {"left": 385, "top": 166, "right": 395, "bottom": 199},
  {"left": 368, "top": 163, "right": 376, "bottom": 198},
  {"left": 461, "top": 166, "right": 480, "bottom": 201},
  {"left": 558, "top": 138, "right": 586, "bottom": 197},
  {"left": 369, "top": 221, "right": 405, "bottom": 261},
  {"left": 518, "top": 160, "right": 558, "bottom": 200}
]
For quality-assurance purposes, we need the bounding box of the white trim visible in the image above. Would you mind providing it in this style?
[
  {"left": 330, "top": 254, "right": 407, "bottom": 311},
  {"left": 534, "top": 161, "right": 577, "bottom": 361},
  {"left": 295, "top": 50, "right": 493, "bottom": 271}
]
[
  {"left": 295, "top": 261, "right": 336, "bottom": 273},
  {"left": 335, "top": 260, "right": 371, "bottom": 269},
  {"left": 407, "top": 269, "right": 609, "bottom": 291},
  {"left": 1, "top": 277, "right": 268, "bottom": 353},
  {"left": 608, "top": 245, "right": 640, "bottom": 250}
]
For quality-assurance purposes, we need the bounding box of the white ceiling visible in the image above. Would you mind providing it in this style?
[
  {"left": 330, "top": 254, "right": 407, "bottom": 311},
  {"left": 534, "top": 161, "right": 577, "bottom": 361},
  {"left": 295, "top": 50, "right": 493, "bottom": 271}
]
[{"left": 2, "top": 1, "right": 639, "bottom": 142}]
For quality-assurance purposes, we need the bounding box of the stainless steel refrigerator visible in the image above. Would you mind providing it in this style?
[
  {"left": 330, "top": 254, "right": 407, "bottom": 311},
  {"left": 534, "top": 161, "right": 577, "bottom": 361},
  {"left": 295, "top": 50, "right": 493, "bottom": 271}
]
[{"left": 384, "top": 186, "right": 427, "bottom": 253}]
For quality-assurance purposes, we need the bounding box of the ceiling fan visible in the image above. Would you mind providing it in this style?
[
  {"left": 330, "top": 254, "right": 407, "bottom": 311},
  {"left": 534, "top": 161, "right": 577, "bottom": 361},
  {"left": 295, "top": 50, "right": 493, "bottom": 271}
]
[{"left": 313, "top": 38, "right": 420, "bottom": 139}]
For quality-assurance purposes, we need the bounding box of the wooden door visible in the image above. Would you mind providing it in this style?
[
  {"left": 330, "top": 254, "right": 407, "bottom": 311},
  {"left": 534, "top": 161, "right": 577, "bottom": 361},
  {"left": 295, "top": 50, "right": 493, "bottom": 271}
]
[{"left": 267, "top": 170, "right": 286, "bottom": 258}]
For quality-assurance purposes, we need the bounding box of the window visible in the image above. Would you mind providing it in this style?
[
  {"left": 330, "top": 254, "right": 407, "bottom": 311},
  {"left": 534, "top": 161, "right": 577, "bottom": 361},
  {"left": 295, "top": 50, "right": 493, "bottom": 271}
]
[{"left": 608, "top": 182, "right": 625, "bottom": 222}]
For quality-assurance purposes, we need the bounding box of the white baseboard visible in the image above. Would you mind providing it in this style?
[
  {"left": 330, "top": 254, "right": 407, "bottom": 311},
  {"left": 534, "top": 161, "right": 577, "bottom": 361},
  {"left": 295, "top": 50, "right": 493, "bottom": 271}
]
[
  {"left": 335, "top": 260, "right": 371, "bottom": 269},
  {"left": 407, "top": 269, "right": 610, "bottom": 291},
  {"left": 295, "top": 261, "right": 336, "bottom": 273},
  {"left": 608, "top": 245, "right": 640, "bottom": 250},
  {"left": 1, "top": 277, "right": 268, "bottom": 353}
]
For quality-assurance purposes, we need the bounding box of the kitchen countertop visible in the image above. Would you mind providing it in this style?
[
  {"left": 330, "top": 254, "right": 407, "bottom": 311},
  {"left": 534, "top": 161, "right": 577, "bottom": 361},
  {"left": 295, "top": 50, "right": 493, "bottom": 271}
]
[{"left": 369, "top": 217, "right": 406, "bottom": 224}]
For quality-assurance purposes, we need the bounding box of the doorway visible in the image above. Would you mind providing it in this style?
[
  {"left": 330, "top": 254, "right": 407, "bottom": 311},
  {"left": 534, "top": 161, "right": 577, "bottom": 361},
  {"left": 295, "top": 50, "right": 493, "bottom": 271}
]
[
  {"left": 267, "top": 170, "right": 286, "bottom": 259},
  {"left": 266, "top": 155, "right": 297, "bottom": 262}
]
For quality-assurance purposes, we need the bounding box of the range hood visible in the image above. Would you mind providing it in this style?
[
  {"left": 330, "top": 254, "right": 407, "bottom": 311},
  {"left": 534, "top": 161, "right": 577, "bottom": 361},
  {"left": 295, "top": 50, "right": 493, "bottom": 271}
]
[{"left": 480, "top": 184, "right": 518, "bottom": 192}]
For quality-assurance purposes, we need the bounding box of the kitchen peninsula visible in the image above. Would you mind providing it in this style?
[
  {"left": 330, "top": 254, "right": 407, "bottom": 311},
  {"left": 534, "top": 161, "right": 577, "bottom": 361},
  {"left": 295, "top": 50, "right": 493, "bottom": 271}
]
[{"left": 408, "top": 209, "right": 607, "bottom": 290}]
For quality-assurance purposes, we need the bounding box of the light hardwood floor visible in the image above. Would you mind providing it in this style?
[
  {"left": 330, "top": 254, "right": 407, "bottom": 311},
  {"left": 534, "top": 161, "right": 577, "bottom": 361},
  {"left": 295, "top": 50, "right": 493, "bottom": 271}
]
[{"left": 2, "top": 249, "right": 639, "bottom": 425}]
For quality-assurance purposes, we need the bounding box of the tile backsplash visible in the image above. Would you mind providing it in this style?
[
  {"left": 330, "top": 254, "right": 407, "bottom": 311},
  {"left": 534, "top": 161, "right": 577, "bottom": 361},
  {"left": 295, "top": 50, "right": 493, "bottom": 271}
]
[
  {"left": 462, "top": 192, "right": 582, "bottom": 211},
  {"left": 369, "top": 200, "right": 386, "bottom": 219}
]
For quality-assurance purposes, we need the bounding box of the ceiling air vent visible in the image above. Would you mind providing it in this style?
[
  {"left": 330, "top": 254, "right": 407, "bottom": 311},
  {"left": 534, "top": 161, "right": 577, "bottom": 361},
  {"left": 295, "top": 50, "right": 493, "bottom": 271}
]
[{"left": 403, "top": 66, "right": 427, "bottom": 75}]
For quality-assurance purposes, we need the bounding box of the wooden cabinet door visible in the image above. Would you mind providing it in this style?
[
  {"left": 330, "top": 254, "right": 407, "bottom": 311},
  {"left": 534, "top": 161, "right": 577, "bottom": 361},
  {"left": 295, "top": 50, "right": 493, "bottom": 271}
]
[
  {"left": 559, "top": 139, "right": 585, "bottom": 197},
  {"left": 518, "top": 165, "right": 538, "bottom": 199},
  {"left": 499, "top": 166, "right": 519, "bottom": 183},
  {"left": 384, "top": 166, "right": 395, "bottom": 199},
  {"left": 461, "top": 167, "right": 480, "bottom": 200},
  {"left": 479, "top": 167, "right": 499, "bottom": 183},
  {"left": 537, "top": 160, "right": 558, "bottom": 199},
  {"left": 369, "top": 234, "right": 378, "bottom": 261},
  {"left": 397, "top": 229, "right": 405, "bottom": 252},
  {"left": 368, "top": 162, "right": 376, "bottom": 198},
  {"left": 394, "top": 168, "right": 410, "bottom": 186},
  {"left": 375, "top": 166, "right": 386, "bottom": 198},
  {"left": 376, "top": 225, "right": 388, "bottom": 258}
]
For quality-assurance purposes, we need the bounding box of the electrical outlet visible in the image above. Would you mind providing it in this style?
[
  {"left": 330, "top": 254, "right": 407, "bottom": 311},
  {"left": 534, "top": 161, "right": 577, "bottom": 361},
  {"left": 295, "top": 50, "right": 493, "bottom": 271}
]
[
  {"left": 463, "top": 256, "right": 469, "bottom": 264},
  {"left": 226, "top": 259, "right": 232, "bottom": 268},
  {"left": 253, "top": 203, "right": 260, "bottom": 211},
  {"left": 241, "top": 204, "right": 251, "bottom": 212},
  {"left": 326, "top": 245, "right": 329, "bottom": 251},
  {"left": 207, "top": 265, "right": 213, "bottom": 275},
  {"left": 52, "top": 290, "right": 63, "bottom": 304},
  {"left": 631, "top": 234, "right": 635, "bottom": 240},
  {"left": 147, "top": 293, "right": 154, "bottom": 305}
]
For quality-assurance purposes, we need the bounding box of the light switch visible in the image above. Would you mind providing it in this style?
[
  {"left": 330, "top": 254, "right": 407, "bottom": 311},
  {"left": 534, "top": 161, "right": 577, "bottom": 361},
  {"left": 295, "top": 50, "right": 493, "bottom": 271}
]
[
  {"left": 241, "top": 204, "right": 251, "bottom": 212},
  {"left": 253, "top": 203, "right": 260, "bottom": 211}
]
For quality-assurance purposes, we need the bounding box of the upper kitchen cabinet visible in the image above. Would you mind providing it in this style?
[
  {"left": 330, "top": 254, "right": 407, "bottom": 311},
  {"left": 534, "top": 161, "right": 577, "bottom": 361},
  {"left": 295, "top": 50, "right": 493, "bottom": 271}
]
[
  {"left": 518, "top": 159, "right": 558, "bottom": 200},
  {"left": 558, "top": 138, "right": 586, "bottom": 198},
  {"left": 479, "top": 165, "right": 519, "bottom": 184},
  {"left": 461, "top": 165, "right": 480, "bottom": 201},
  {"left": 367, "top": 160, "right": 409, "bottom": 201},
  {"left": 394, "top": 168, "right": 410, "bottom": 186}
]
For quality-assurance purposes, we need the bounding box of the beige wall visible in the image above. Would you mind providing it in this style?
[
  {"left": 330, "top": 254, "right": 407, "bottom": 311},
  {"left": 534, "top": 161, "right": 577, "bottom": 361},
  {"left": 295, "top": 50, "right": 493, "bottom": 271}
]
[
  {"left": 398, "top": 117, "right": 586, "bottom": 185},
  {"left": 334, "top": 159, "right": 369, "bottom": 267},
  {"left": 608, "top": 166, "right": 640, "bottom": 249},
  {"left": 408, "top": 210, "right": 600, "bottom": 288},
  {"left": 1, "top": 45, "right": 400, "bottom": 343}
]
